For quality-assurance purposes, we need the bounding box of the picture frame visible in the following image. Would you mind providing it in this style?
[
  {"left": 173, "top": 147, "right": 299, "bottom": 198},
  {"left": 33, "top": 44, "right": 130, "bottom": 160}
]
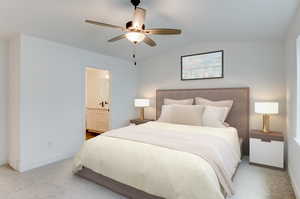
[{"left": 181, "top": 50, "right": 224, "bottom": 80}]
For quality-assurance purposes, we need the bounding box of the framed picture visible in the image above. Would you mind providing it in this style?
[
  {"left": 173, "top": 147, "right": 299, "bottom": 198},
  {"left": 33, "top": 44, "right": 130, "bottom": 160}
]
[{"left": 181, "top": 50, "right": 224, "bottom": 80}]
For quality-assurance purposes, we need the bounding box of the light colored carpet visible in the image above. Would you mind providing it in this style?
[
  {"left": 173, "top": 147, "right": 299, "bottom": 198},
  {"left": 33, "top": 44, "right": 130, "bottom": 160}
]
[
  {"left": 230, "top": 160, "right": 295, "bottom": 199},
  {"left": 0, "top": 158, "right": 295, "bottom": 199}
]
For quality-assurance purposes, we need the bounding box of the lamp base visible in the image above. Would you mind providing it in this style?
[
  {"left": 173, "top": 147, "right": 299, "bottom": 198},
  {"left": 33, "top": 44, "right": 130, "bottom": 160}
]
[
  {"left": 262, "top": 114, "right": 270, "bottom": 133},
  {"left": 139, "top": 108, "right": 144, "bottom": 120}
]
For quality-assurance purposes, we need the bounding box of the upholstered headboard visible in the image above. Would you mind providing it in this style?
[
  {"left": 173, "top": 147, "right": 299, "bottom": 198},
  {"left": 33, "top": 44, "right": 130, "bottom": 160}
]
[{"left": 156, "top": 87, "right": 250, "bottom": 155}]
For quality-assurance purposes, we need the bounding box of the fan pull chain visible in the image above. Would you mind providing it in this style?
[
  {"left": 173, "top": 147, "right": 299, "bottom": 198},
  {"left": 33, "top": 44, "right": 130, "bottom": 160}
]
[{"left": 132, "top": 46, "right": 137, "bottom": 66}]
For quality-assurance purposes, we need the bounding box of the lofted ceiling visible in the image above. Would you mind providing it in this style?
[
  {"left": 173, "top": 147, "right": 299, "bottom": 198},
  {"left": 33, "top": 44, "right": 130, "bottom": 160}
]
[{"left": 0, "top": 0, "right": 299, "bottom": 60}]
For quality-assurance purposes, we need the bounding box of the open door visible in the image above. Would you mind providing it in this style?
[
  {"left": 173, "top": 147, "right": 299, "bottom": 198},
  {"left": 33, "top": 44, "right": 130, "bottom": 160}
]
[{"left": 85, "top": 67, "right": 111, "bottom": 139}]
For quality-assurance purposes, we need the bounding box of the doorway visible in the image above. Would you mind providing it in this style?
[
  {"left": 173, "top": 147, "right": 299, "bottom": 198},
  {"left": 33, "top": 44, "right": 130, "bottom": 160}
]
[{"left": 85, "top": 67, "right": 111, "bottom": 140}]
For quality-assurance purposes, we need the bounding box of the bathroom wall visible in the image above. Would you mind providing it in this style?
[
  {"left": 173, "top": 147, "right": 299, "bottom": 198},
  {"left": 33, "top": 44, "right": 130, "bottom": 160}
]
[{"left": 86, "top": 68, "right": 110, "bottom": 108}]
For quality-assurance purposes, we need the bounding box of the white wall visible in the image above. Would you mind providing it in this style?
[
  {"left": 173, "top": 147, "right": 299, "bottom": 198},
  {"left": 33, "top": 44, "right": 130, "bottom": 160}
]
[
  {"left": 138, "top": 41, "right": 286, "bottom": 133},
  {"left": 8, "top": 36, "right": 21, "bottom": 170},
  {"left": 0, "top": 40, "right": 8, "bottom": 165},
  {"left": 285, "top": 5, "right": 300, "bottom": 198},
  {"left": 9, "top": 34, "right": 137, "bottom": 171}
]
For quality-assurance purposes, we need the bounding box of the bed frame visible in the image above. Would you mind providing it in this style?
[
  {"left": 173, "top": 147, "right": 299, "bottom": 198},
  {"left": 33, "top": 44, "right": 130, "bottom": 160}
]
[{"left": 76, "top": 87, "right": 250, "bottom": 199}]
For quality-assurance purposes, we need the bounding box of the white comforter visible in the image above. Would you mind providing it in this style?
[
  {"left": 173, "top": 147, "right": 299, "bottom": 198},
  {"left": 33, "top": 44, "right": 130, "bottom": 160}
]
[{"left": 73, "top": 122, "right": 241, "bottom": 199}]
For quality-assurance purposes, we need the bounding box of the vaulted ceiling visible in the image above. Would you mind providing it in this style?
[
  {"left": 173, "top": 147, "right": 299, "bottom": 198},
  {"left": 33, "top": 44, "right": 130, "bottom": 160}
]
[{"left": 0, "top": 0, "right": 299, "bottom": 60}]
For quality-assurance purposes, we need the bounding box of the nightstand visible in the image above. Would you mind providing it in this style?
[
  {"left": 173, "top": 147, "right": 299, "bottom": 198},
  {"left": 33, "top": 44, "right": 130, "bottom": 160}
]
[
  {"left": 249, "top": 130, "right": 284, "bottom": 169},
  {"left": 130, "top": 119, "right": 154, "bottom": 125}
]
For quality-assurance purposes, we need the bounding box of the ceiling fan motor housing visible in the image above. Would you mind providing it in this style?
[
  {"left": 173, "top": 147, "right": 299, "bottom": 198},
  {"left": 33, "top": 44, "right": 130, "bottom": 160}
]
[
  {"left": 126, "top": 21, "right": 133, "bottom": 30},
  {"left": 126, "top": 7, "right": 146, "bottom": 31},
  {"left": 126, "top": 21, "right": 145, "bottom": 30}
]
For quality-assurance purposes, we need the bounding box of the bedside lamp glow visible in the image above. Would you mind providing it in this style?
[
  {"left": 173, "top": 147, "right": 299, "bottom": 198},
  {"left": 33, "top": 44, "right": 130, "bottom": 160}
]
[
  {"left": 255, "top": 102, "right": 279, "bottom": 133},
  {"left": 134, "top": 99, "right": 150, "bottom": 120}
]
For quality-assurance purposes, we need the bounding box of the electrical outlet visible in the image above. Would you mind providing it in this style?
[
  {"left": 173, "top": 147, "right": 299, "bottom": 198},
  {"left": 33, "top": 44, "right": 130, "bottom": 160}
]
[{"left": 47, "top": 141, "right": 53, "bottom": 148}]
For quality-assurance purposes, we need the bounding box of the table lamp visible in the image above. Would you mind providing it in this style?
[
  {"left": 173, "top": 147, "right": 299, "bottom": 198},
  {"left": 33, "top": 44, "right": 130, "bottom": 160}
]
[
  {"left": 255, "top": 102, "right": 279, "bottom": 133},
  {"left": 134, "top": 99, "right": 150, "bottom": 120}
]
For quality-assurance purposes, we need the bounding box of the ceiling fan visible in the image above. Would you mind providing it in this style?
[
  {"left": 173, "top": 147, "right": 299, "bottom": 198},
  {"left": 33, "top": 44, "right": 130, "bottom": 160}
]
[{"left": 85, "top": 0, "right": 182, "bottom": 47}]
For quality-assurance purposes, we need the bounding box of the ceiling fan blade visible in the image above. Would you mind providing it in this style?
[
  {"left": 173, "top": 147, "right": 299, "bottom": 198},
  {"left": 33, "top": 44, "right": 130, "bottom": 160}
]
[
  {"left": 85, "top": 20, "right": 123, "bottom": 30},
  {"left": 144, "top": 28, "right": 182, "bottom": 35},
  {"left": 143, "top": 36, "right": 157, "bottom": 47},
  {"left": 108, "top": 34, "right": 126, "bottom": 42}
]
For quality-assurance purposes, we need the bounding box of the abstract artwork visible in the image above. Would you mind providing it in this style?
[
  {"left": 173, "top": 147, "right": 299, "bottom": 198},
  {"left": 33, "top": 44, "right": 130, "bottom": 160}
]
[{"left": 181, "top": 50, "right": 224, "bottom": 80}]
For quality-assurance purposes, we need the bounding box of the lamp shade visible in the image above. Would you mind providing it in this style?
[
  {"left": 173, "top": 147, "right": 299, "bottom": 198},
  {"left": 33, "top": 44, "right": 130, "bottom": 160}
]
[
  {"left": 134, "top": 99, "right": 150, "bottom": 107},
  {"left": 255, "top": 102, "right": 279, "bottom": 114}
]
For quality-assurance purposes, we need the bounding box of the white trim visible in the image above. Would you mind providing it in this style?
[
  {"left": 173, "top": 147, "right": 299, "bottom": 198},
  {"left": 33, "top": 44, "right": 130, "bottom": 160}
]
[
  {"left": 295, "top": 137, "right": 300, "bottom": 146},
  {"left": 289, "top": 166, "right": 300, "bottom": 199},
  {"left": 297, "top": 36, "right": 300, "bottom": 140},
  {"left": 0, "top": 160, "right": 7, "bottom": 166}
]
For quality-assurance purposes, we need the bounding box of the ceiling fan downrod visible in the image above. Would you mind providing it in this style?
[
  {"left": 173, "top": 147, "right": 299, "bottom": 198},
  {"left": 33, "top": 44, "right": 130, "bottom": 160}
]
[{"left": 131, "top": 0, "right": 141, "bottom": 9}]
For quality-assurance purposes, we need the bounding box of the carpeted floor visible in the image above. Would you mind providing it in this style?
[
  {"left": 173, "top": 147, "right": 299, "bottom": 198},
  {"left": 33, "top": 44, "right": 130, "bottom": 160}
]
[{"left": 0, "top": 158, "right": 295, "bottom": 199}]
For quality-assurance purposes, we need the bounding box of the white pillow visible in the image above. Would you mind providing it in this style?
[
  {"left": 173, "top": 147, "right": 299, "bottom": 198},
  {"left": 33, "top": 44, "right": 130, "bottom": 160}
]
[
  {"left": 158, "top": 105, "right": 173, "bottom": 123},
  {"left": 195, "top": 97, "right": 233, "bottom": 120},
  {"left": 158, "top": 104, "right": 204, "bottom": 126},
  {"left": 202, "top": 105, "right": 229, "bottom": 128},
  {"left": 170, "top": 105, "right": 204, "bottom": 126},
  {"left": 164, "top": 98, "right": 193, "bottom": 105}
]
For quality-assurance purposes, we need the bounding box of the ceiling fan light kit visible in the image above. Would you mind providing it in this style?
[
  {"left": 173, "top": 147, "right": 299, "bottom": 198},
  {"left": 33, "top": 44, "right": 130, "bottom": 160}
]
[
  {"left": 126, "top": 32, "right": 145, "bottom": 43},
  {"left": 85, "top": 0, "right": 182, "bottom": 47}
]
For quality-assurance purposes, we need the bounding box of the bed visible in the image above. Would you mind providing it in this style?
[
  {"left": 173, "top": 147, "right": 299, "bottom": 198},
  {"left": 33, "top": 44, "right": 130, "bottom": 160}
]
[{"left": 74, "top": 87, "right": 250, "bottom": 199}]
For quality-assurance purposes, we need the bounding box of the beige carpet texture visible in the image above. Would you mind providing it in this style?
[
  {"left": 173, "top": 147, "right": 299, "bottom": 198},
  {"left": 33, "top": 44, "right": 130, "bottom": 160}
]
[{"left": 0, "top": 158, "right": 295, "bottom": 199}]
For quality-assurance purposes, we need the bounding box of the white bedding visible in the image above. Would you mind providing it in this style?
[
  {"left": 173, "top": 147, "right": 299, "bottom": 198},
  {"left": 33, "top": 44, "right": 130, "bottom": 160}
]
[{"left": 73, "top": 122, "right": 241, "bottom": 199}]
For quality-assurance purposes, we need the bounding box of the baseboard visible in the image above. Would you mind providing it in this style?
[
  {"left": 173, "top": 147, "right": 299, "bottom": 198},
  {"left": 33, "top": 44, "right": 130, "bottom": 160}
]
[
  {"left": 19, "top": 152, "right": 75, "bottom": 172},
  {"left": 0, "top": 159, "right": 7, "bottom": 166},
  {"left": 289, "top": 167, "right": 300, "bottom": 199}
]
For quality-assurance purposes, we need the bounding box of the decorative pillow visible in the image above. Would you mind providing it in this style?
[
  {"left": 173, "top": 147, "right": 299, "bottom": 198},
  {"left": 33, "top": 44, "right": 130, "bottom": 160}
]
[
  {"left": 202, "top": 105, "right": 229, "bottom": 128},
  {"left": 158, "top": 104, "right": 204, "bottom": 126},
  {"left": 158, "top": 105, "right": 173, "bottom": 123},
  {"left": 195, "top": 97, "right": 233, "bottom": 120},
  {"left": 164, "top": 98, "right": 193, "bottom": 105},
  {"left": 169, "top": 105, "right": 204, "bottom": 126}
]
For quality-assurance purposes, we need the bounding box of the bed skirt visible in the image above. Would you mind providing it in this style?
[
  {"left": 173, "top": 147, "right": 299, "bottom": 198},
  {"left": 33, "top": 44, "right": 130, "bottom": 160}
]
[{"left": 75, "top": 167, "right": 164, "bottom": 199}]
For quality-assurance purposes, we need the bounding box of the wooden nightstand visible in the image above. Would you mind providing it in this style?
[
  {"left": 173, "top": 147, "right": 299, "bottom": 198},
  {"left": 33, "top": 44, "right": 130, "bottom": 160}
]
[
  {"left": 130, "top": 119, "right": 154, "bottom": 125},
  {"left": 249, "top": 130, "right": 284, "bottom": 169}
]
